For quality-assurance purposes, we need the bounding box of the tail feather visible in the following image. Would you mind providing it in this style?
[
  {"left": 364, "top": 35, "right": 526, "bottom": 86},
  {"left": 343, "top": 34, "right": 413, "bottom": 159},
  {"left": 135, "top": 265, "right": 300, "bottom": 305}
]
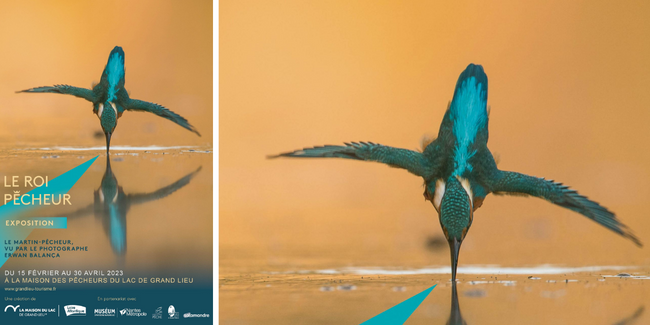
[
  {"left": 449, "top": 64, "right": 490, "bottom": 175},
  {"left": 100, "top": 46, "right": 126, "bottom": 101},
  {"left": 451, "top": 63, "right": 488, "bottom": 103},
  {"left": 438, "top": 64, "right": 490, "bottom": 143}
]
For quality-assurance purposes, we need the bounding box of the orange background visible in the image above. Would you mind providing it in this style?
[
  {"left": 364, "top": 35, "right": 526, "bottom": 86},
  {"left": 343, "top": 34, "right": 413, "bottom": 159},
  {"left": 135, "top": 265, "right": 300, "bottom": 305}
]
[
  {"left": 0, "top": 0, "right": 213, "bottom": 149},
  {"left": 220, "top": 1, "right": 650, "bottom": 270}
]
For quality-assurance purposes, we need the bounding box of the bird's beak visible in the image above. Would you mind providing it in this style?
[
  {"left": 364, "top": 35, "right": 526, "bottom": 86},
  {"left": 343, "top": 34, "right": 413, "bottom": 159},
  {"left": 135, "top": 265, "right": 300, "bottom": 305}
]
[
  {"left": 449, "top": 238, "right": 462, "bottom": 283},
  {"left": 105, "top": 132, "right": 112, "bottom": 155}
]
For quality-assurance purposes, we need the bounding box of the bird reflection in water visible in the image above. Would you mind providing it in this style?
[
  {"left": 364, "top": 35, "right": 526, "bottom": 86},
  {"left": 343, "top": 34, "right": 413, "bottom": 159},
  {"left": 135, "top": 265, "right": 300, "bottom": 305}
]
[
  {"left": 42, "top": 157, "right": 201, "bottom": 257},
  {"left": 447, "top": 284, "right": 466, "bottom": 325},
  {"left": 444, "top": 284, "right": 643, "bottom": 325},
  {"left": 614, "top": 306, "right": 645, "bottom": 325}
]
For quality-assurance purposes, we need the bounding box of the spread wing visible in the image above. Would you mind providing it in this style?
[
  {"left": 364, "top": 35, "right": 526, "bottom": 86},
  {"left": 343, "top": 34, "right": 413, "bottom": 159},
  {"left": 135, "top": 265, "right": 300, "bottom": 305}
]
[
  {"left": 16, "top": 85, "right": 95, "bottom": 102},
  {"left": 129, "top": 166, "right": 202, "bottom": 205},
  {"left": 491, "top": 171, "right": 642, "bottom": 247},
  {"left": 269, "top": 141, "right": 433, "bottom": 178},
  {"left": 125, "top": 99, "right": 200, "bottom": 136}
]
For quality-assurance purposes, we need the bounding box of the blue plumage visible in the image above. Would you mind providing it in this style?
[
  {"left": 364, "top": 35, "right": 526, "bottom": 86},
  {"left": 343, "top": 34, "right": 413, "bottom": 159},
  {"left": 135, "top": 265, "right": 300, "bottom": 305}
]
[
  {"left": 109, "top": 205, "right": 126, "bottom": 254},
  {"left": 450, "top": 64, "right": 488, "bottom": 176},
  {"left": 105, "top": 47, "right": 125, "bottom": 102},
  {"left": 451, "top": 64, "right": 488, "bottom": 101}
]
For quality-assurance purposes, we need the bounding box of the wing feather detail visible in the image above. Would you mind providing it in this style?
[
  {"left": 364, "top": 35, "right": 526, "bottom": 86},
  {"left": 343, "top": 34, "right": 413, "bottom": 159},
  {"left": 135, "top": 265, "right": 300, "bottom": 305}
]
[
  {"left": 270, "top": 142, "right": 432, "bottom": 178},
  {"left": 491, "top": 171, "right": 642, "bottom": 247}
]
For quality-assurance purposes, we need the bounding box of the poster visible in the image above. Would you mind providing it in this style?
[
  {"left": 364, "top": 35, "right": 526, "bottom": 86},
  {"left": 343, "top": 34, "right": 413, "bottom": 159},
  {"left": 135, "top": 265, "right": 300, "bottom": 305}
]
[{"left": 0, "top": 1, "right": 214, "bottom": 323}]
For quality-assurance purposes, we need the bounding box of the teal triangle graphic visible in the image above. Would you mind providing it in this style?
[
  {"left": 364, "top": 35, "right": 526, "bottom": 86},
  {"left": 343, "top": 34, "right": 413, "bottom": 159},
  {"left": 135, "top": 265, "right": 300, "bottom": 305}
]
[
  {"left": 0, "top": 156, "right": 98, "bottom": 268},
  {"left": 361, "top": 285, "right": 437, "bottom": 325}
]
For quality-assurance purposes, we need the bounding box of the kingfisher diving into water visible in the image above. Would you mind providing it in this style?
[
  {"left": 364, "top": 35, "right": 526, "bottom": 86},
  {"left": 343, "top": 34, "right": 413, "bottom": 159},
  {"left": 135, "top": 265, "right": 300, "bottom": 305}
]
[
  {"left": 17, "top": 46, "right": 200, "bottom": 153},
  {"left": 271, "top": 64, "right": 642, "bottom": 282}
]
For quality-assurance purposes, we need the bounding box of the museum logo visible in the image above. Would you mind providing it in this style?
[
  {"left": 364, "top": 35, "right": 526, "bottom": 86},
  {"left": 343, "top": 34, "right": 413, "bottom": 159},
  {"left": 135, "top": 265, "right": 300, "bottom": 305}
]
[
  {"left": 94, "top": 308, "right": 116, "bottom": 317},
  {"left": 168, "top": 305, "right": 179, "bottom": 319},
  {"left": 120, "top": 308, "right": 147, "bottom": 317},
  {"left": 64, "top": 305, "right": 86, "bottom": 316},
  {"left": 152, "top": 306, "right": 163, "bottom": 319}
]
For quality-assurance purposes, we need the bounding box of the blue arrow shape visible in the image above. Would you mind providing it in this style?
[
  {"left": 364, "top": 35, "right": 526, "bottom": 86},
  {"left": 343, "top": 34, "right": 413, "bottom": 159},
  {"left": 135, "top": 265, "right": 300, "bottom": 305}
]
[{"left": 361, "top": 285, "right": 436, "bottom": 325}]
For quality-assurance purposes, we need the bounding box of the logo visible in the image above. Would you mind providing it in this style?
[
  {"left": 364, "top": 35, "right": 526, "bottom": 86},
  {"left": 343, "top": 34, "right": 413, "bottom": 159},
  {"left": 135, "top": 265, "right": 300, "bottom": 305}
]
[
  {"left": 94, "top": 308, "right": 116, "bottom": 317},
  {"left": 184, "top": 312, "right": 210, "bottom": 318},
  {"left": 4, "top": 305, "right": 55, "bottom": 317},
  {"left": 4, "top": 305, "right": 20, "bottom": 312},
  {"left": 152, "top": 306, "right": 163, "bottom": 319},
  {"left": 168, "top": 305, "right": 179, "bottom": 319},
  {"left": 119, "top": 308, "right": 147, "bottom": 317},
  {"left": 64, "top": 305, "right": 86, "bottom": 316}
]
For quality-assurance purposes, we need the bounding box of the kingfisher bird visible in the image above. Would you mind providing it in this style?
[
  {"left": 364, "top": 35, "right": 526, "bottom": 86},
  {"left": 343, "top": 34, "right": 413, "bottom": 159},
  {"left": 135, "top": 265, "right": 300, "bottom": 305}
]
[
  {"left": 17, "top": 46, "right": 200, "bottom": 153},
  {"left": 270, "top": 64, "right": 642, "bottom": 282},
  {"left": 39, "top": 157, "right": 201, "bottom": 256}
]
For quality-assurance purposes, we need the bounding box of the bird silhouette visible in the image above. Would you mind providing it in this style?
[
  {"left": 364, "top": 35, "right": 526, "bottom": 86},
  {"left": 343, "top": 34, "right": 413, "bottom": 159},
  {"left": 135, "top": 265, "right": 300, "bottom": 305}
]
[
  {"left": 270, "top": 64, "right": 642, "bottom": 282},
  {"left": 17, "top": 46, "right": 200, "bottom": 153}
]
